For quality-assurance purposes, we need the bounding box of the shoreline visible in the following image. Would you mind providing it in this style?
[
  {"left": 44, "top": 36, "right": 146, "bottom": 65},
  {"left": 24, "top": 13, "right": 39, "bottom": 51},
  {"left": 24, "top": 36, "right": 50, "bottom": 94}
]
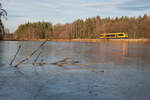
[{"left": 1, "top": 39, "right": 150, "bottom": 42}]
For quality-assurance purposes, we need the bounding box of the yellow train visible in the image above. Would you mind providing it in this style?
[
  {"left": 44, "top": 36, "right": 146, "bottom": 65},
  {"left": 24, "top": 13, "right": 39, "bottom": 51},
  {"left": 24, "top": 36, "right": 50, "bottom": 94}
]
[{"left": 100, "top": 32, "right": 128, "bottom": 39}]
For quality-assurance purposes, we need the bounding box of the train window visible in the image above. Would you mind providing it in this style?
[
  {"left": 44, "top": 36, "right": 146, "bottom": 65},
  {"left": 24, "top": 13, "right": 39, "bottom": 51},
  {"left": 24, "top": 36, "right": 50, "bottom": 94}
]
[
  {"left": 118, "top": 34, "right": 124, "bottom": 36},
  {"left": 111, "top": 35, "right": 115, "bottom": 36},
  {"left": 106, "top": 35, "right": 115, "bottom": 37}
]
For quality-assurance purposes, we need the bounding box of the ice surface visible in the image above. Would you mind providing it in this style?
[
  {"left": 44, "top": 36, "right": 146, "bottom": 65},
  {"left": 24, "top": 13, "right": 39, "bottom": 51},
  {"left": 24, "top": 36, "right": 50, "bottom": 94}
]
[{"left": 0, "top": 41, "right": 150, "bottom": 100}]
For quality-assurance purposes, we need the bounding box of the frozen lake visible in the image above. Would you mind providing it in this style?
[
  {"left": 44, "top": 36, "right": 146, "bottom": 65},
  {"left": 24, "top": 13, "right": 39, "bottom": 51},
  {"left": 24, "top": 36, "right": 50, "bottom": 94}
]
[{"left": 0, "top": 40, "right": 150, "bottom": 100}]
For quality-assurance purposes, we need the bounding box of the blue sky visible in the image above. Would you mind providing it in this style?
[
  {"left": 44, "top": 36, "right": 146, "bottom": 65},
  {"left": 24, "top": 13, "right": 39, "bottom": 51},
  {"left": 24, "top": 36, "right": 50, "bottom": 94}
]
[{"left": 1, "top": 0, "right": 150, "bottom": 33}]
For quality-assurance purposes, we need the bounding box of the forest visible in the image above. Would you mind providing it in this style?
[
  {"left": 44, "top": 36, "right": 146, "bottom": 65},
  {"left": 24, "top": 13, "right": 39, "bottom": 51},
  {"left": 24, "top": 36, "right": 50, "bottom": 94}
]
[{"left": 14, "top": 14, "right": 150, "bottom": 40}]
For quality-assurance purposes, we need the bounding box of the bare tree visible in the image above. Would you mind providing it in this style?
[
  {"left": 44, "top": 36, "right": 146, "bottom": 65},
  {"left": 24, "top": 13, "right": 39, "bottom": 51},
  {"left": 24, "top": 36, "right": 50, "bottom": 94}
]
[{"left": 0, "top": 2, "right": 7, "bottom": 36}]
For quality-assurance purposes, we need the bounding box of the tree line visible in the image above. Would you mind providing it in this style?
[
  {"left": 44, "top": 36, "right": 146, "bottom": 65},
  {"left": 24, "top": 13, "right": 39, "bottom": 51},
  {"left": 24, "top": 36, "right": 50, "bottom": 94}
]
[
  {"left": 0, "top": 3, "right": 7, "bottom": 40},
  {"left": 13, "top": 14, "right": 150, "bottom": 40}
]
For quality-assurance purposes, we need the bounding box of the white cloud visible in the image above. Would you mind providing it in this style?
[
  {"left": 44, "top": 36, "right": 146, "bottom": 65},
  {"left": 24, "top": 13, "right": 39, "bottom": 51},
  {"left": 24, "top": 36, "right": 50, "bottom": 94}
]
[
  {"left": 117, "top": 0, "right": 150, "bottom": 10},
  {"left": 37, "top": 2, "right": 58, "bottom": 9},
  {"left": 82, "top": 0, "right": 150, "bottom": 11},
  {"left": 83, "top": 2, "right": 118, "bottom": 8},
  {"left": 82, "top": 1, "right": 124, "bottom": 9}
]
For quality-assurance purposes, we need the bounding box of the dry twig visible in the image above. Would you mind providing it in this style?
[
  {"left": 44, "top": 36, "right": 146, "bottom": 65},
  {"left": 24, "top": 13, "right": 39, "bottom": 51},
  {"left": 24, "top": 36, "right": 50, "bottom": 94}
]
[
  {"left": 33, "top": 52, "right": 42, "bottom": 65},
  {"left": 14, "top": 41, "right": 47, "bottom": 67},
  {"left": 10, "top": 45, "right": 21, "bottom": 66}
]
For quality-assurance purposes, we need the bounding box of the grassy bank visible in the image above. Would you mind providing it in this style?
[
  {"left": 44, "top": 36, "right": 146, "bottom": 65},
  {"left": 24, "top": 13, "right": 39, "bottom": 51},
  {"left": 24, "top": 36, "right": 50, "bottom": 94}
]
[
  {"left": 2, "top": 39, "right": 150, "bottom": 43},
  {"left": 71, "top": 39, "right": 150, "bottom": 43}
]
